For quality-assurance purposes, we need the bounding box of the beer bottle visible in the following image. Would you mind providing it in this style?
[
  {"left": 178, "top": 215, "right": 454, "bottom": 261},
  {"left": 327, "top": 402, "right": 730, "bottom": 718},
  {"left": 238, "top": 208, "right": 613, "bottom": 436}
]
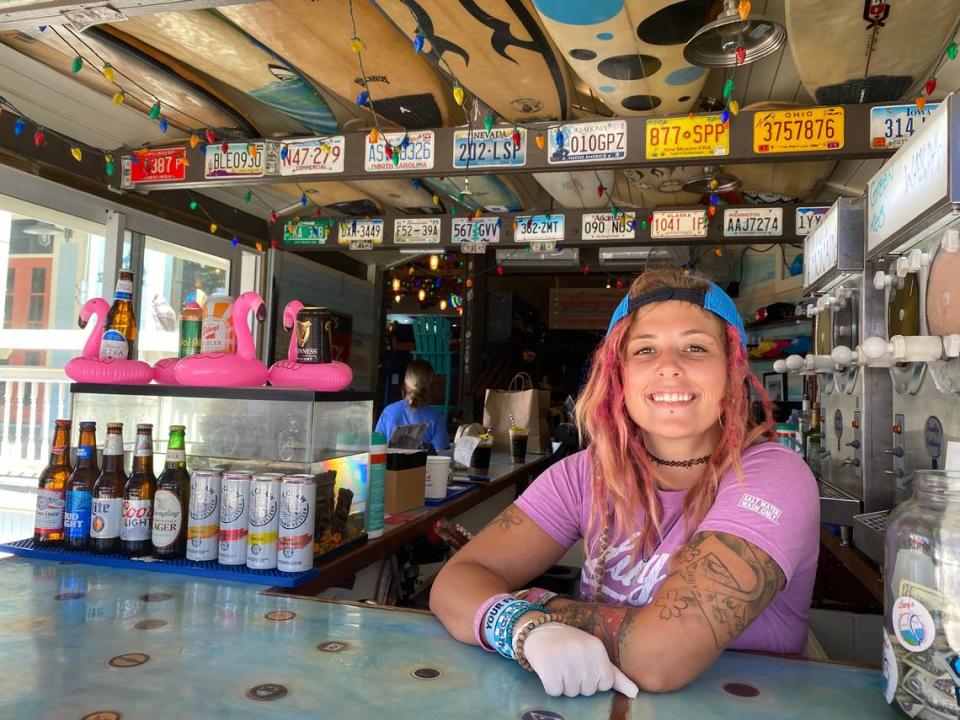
[
  {"left": 91, "top": 423, "right": 126, "bottom": 554},
  {"left": 65, "top": 422, "right": 99, "bottom": 549},
  {"left": 152, "top": 425, "right": 190, "bottom": 559},
  {"left": 122, "top": 424, "right": 156, "bottom": 557},
  {"left": 34, "top": 419, "right": 73, "bottom": 545},
  {"left": 100, "top": 268, "right": 138, "bottom": 360}
]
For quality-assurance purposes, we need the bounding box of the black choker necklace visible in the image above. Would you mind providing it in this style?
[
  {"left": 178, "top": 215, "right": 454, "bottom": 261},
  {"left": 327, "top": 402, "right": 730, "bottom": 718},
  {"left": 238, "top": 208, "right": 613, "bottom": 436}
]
[{"left": 646, "top": 450, "right": 711, "bottom": 468}]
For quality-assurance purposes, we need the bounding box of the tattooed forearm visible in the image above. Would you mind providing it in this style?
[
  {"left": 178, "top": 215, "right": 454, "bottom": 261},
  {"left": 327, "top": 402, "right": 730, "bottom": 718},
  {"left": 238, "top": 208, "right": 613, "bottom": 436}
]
[
  {"left": 488, "top": 505, "right": 525, "bottom": 531},
  {"left": 660, "top": 531, "right": 784, "bottom": 650},
  {"left": 545, "top": 597, "right": 634, "bottom": 665}
]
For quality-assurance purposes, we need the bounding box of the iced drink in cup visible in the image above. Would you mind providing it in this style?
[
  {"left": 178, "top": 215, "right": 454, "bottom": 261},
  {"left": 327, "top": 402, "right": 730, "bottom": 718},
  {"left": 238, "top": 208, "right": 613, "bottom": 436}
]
[
  {"left": 469, "top": 433, "right": 494, "bottom": 477},
  {"left": 509, "top": 426, "right": 529, "bottom": 464}
]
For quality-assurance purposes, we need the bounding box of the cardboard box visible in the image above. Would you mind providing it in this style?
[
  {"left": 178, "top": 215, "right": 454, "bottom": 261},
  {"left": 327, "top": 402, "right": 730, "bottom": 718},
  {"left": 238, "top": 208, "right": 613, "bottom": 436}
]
[{"left": 385, "top": 449, "right": 427, "bottom": 514}]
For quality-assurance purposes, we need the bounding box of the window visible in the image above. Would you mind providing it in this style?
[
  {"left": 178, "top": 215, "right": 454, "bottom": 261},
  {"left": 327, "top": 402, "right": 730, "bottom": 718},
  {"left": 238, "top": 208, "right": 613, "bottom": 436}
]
[{"left": 3, "top": 267, "right": 13, "bottom": 329}]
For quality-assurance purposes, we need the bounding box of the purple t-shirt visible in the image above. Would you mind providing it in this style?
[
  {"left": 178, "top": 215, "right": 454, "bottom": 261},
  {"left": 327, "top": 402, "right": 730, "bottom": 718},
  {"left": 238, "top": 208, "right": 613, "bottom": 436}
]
[{"left": 515, "top": 442, "right": 820, "bottom": 654}]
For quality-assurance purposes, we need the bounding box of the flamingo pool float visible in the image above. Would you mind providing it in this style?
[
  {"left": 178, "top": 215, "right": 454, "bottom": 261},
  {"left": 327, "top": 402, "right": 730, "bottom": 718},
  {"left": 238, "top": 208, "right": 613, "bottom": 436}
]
[
  {"left": 174, "top": 291, "right": 268, "bottom": 387},
  {"left": 268, "top": 300, "right": 353, "bottom": 392},
  {"left": 153, "top": 357, "right": 179, "bottom": 384},
  {"left": 65, "top": 298, "right": 154, "bottom": 384}
]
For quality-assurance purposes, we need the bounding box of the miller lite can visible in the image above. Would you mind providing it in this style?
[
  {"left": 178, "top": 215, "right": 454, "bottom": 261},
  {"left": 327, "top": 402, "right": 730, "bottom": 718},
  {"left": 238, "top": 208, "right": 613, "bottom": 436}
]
[
  {"left": 218, "top": 472, "right": 251, "bottom": 565},
  {"left": 277, "top": 474, "right": 316, "bottom": 573},
  {"left": 187, "top": 470, "right": 221, "bottom": 562},
  {"left": 247, "top": 474, "right": 282, "bottom": 570}
]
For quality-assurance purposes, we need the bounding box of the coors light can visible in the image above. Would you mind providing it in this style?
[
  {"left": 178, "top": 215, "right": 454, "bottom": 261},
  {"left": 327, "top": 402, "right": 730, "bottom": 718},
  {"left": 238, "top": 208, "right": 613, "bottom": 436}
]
[
  {"left": 218, "top": 472, "right": 251, "bottom": 565},
  {"left": 187, "top": 470, "right": 221, "bottom": 562},
  {"left": 247, "top": 474, "right": 282, "bottom": 570},
  {"left": 277, "top": 474, "right": 316, "bottom": 573}
]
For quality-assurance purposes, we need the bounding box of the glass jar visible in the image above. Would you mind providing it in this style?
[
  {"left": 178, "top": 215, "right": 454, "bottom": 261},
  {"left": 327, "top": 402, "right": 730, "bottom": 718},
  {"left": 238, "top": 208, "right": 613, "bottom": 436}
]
[{"left": 883, "top": 470, "right": 960, "bottom": 717}]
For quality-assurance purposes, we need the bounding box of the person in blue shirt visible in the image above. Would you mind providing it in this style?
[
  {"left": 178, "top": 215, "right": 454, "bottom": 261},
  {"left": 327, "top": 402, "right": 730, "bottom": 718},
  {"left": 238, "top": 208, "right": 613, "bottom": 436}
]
[{"left": 376, "top": 359, "right": 450, "bottom": 450}]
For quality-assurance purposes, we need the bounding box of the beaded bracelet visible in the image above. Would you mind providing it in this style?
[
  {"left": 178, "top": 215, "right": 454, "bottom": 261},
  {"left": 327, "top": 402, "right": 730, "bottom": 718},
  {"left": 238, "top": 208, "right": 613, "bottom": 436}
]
[
  {"left": 512, "top": 613, "right": 558, "bottom": 671},
  {"left": 482, "top": 599, "right": 548, "bottom": 659},
  {"left": 501, "top": 602, "right": 548, "bottom": 658}
]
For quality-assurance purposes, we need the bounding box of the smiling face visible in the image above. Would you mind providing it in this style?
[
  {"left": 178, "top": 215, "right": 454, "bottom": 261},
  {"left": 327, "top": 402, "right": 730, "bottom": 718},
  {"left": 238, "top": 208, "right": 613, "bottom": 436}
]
[{"left": 622, "top": 300, "right": 729, "bottom": 451}]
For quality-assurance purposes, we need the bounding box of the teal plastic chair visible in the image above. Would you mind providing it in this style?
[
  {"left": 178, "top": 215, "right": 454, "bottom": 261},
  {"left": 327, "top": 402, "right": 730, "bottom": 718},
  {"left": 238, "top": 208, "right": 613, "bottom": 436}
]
[{"left": 411, "top": 316, "right": 454, "bottom": 420}]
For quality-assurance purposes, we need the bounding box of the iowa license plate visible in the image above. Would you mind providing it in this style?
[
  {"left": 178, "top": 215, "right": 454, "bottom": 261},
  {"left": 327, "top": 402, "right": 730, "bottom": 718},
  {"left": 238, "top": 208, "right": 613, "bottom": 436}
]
[
  {"left": 870, "top": 103, "right": 940, "bottom": 149},
  {"left": 645, "top": 115, "right": 728, "bottom": 160},
  {"left": 754, "top": 107, "right": 844, "bottom": 153}
]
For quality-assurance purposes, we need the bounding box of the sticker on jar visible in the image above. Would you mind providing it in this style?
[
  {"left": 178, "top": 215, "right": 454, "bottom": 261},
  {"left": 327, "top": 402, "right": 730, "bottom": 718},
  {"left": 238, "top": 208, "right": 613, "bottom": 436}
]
[
  {"left": 893, "top": 596, "right": 936, "bottom": 652},
  {"left": 882, "top": 633, "right": 898, "bottom": 704}
]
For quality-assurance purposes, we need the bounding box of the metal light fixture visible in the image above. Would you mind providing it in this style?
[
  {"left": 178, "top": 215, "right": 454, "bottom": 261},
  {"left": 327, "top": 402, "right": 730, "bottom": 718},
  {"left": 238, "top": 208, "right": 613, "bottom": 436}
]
[
  {"left": 682, "top": 166, "right": 742, "bottom": 194},
  {"left": 683, "top": 0, "right": 787, "bottom": 68}
]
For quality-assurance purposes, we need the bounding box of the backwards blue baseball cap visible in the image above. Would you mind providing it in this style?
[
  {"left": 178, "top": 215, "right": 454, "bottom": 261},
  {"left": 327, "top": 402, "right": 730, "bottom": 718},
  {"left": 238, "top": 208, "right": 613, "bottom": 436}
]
[{"left": 606, "top": 282, "right": 747, "bottom": 348}]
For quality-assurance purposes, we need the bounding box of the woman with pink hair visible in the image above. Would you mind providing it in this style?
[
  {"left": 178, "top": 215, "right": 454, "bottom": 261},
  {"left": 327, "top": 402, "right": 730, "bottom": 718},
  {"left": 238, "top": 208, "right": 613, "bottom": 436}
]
[{"left": 430, "top": 268, "right": 819, "bottom": 697}]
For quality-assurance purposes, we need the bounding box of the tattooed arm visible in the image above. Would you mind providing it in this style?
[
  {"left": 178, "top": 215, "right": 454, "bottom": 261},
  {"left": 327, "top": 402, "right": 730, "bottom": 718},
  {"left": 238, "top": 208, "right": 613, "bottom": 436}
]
[
  {"left": 543, "top": 531, "right": 785, "bottom": 692},
  {"left": 429, "top": 504, "right": 567, "bottom": 644}
]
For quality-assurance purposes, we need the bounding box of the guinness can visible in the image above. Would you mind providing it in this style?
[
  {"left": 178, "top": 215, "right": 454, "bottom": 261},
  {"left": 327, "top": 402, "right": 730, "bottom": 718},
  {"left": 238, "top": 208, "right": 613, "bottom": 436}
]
[{"left": 295, "top": 307, "right": 332, "bottom": 364}]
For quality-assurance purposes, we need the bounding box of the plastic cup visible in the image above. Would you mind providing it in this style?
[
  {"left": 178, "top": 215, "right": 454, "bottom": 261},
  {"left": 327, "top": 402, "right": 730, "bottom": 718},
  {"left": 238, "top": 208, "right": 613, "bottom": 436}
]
[
  {"left": 509, "top": 429, "right": 529, "bottom": 464},
  {"left": 469, "top": 444, "right": 492, "bottom": 476},
  {"left": 425, "top": 456, "right": 452, "bottom": 500}
]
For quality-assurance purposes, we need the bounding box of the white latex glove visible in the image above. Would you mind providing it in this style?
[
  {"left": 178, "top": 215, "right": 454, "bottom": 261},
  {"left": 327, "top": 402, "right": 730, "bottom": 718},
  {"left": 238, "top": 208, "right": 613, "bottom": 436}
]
[{"left": 519, "top": 622, "right": 640, "bottom": 698}]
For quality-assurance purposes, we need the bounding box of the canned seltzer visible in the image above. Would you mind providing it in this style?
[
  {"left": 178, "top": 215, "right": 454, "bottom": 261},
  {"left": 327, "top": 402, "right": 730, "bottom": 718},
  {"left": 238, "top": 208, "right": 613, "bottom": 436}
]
[
  {"left": 277, "top": 474, "right": 316, "bottom": 572},
  {"left": 187, "top": 470, "right": 221, "bottom": 562},
  {"left": 247, "top": 474, "right": 282, "bottom": 570},
  {"left": 295, "top": 307, "right": 332, "bottom": 364},
  {"left": 218, "top": 472, "right": 251, "bottom": 565}
]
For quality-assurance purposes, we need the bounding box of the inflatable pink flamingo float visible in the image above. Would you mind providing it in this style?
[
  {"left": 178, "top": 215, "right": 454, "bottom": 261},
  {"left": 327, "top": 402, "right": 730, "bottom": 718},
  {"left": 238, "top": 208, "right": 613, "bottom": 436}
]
[
  {"left": 268, "top": 300, "right": 353, "bottom": 391},
  {"left": 65, "top": 298, "right": 154, "bottom": 384},
  {"left": 174, "top": 291, "right": 268, "bottom": 387}
]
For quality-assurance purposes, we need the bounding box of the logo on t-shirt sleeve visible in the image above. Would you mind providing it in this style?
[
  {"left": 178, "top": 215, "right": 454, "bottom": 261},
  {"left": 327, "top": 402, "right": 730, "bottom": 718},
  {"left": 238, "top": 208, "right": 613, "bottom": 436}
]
[{"left": 737, "top": 493, "right": 782, "bottom": 523}]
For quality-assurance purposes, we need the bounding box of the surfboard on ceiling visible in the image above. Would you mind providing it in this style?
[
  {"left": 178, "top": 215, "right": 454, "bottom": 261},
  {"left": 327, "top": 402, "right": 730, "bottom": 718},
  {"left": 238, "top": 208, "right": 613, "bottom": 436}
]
[
  {"left": 421, "top": 175, "right": 525, "bottom": 212},
  {"left": 786, "top": 0, "right": 960, "bottom": 103},
  {"left": 351, "top": 179, "right": 439, "bottom": 212},
  {"left": 530, "top": 0, "right": 713, "bottom": 115},
  {"left": 618, "top": 167, "right": 701, "bottom": 208},
  {"left": 0, "top": 27, "right": 246, "bottom": 133},
  {"left": 533, "top": 170, "right": 616, "bottom": 209},
  {"left": 105, "top": 11, "right": 342, "bottom": 136},
  {"left": 219, "top": 0, "right": 452, "bottom": 130},
  {"left": 274, "top": 182, "right": 383, "bottom": 217},
  {"left": 370, "top": 0, "right": 571, "bottom": 122}
]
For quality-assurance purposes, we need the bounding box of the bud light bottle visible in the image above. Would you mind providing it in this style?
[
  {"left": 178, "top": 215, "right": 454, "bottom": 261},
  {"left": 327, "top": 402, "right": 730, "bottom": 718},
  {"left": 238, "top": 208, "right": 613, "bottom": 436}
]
[{"left": 65, "top": 422, "right": 98, "bottom": 549}]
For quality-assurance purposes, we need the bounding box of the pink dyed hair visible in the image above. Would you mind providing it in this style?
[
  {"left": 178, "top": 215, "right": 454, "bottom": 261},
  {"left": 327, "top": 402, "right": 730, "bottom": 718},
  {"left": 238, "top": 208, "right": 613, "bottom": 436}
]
[{"left": 574, "top": 269, "right": 775, "bottom": 561}]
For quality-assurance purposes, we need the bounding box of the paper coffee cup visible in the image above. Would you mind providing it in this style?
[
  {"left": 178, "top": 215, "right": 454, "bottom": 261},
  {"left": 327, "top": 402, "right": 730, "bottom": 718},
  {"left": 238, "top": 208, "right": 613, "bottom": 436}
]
[{"left": 425, "top": 456, "right": 452, "bottom": 500}]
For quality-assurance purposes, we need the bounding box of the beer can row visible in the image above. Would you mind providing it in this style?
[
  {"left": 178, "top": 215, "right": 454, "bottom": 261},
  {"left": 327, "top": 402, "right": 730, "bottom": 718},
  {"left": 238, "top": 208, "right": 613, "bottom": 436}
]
[{"left": 186, "top": 470, "right": 315, "bottom": 572}]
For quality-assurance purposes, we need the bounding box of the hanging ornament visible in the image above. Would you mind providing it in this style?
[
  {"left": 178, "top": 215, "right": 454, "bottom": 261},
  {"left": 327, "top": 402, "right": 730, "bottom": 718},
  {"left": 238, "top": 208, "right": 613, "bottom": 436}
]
[
  {"left": 412, "top": 178, "right": 421, "bottom": 190},
  {"left": 714, "top": 247, "right": 724, "bottom": 257},
  {"left": 418, "top": 288, "right": 426, "bottom": 302},
  {"left": 610, "top": 204, "right": 619, "bottom": 218},
  {"left": 280, "top": 145, "right": 289, "bottom": 161},
  {"left": 615, "top": 278, "right": 624, "bottom": 289},
  {"left": 70, "top": 147, "right": 82, "bottom": 162},
  {"left": 512, "top": 129, "right": 521, "bottom": 149},
  {"left": 189, "top": 200, "right": 198, "bottom": 210},
  {"left": 708, "top": 205, "right": 717, "bottom": 218},
  {"left": 722, "top": 78, "right": 735, "bottom": 100},
  {"left": 721, "top": 108, "right": 731, "bottom": 124},
  {"left": 300, "top": 193, "right": 308, "bottom": 207},
  {"left": 368, "top": 128, "right": 379, "bottom": 144},
  {"left": 738, "top": 0, "right": 751, "bottom": 20},
  {"left": 735, "top": 46, "right": 746, "bottom": 65},
  {"left": 496, "top": 265, "right": 504, "bottom": 276},
  {"left": 729, "top": 100, "right": 740, "bottom": 116},
  {"left": 269, "top": 211, "right": 278, "bottom": 224},
  {"left": 401, "top": 135, "right": 411, "bottom": 150},
  {"left": 484, "top": 113, "right": 494, "bottom": 132},
  {"left": 130, "top": 153, "right": 140, "bottom": 165},
  {"left": 14, "top": 118, "right": 24, "bottom": 136},
  {"left": 453, "top": 83, "right": 465, "bottom": 106},
  {"left": 391, "top": 148, "right": 401, "bottom": 166},
  {"left": 466, "top": 278, "right": 473, "bottom": 288},
  {"left": 429, "top": 255, "right": 440, "bottom": 270},
  {"left": 71, "top": 56, "right": 83, "bottom": 73},
  {"left": 916, "top": 96, "right": 927, "bottom": 111},
  {"left": 413, "top": 32, "right": 425, "bottom": 54},
  {"left": 451, "top": 205, "right": 458, "bottom": 214},
  {"left": 535, "top": 133, "right": 545, "bottom": 150},
  {"left": 392, "top": 278, "right": 401, "bottom": 292},
  {"left": 244, "top": 190, "right": 252, "bottom": 204},
  {"left": 149, "top": 101, "right": 161, "bottom": 121},
  {"left": 102, "top": 63, "right": 115, "bottom": 83},
  {"left": 474, "top": 209, "right": 482, "bottom": 219},
  {"left": 582, "top": 264, "right": 590, "bottom": 276},
  {"left": 385, "top": 144, "right": 394, "bottom": 160},
  {"left": 394, "top": 293, "right": 402, "bottom": 304},
  {"left": 640, "top": 217, "right": 649, "bottom": 231},
  {"left": 356, "top": 89, "right": 369, "bottom": 106},
  {"left": 112, "top": 91, "right": 124, "bottom": 106},
  {"left": 256, "top": 242, "right": 263, "bottom": 252},
  {"left": 596, "top": 184, "right": 605, "bottom": 198},
  {"left": 710, "top": 193, "right": 719, "bottom": 205},
  {"left": 709, "top": 178, "right": 719, "bottom": 190},
  {"left": 190, "top": 134, "right": 200, "bottom": 149},
  {"left": 158, "top": 117, "right": 169, "bottom": 134},
  {"left": 209, "top": 223, "right": 218, "bottom": 234},
  {"left": 33, "top": 129, "right": 45, "bottom": 146},
  {"left": 926, "top": 78, "right": 937, "bottom": 96},
  {"left": 104, "top": 155, "right": 115, "bottom": 177},
  {"left": 440, "top": 299, "right": 447, "bottom": 311},
  {"left": 350, "top": 37, "right": 363, "bottom": 53},
  {"left": 432, "top": 194, "right": 440, "bottom": 206},
  {"left": 555, "top": 129, "right": 565, "bottom": 147},
  {"left": 247, "top": 144, "right": 257, "bottom": 156},
  {"left": 232, "top": 236, "right": 240, "bottom": 247},
  {"left": 320, "top": 142, "right": 331, "bottom": 153},
  {"left": 205, "top": 128, "right": 216, "bottom": 144},
  {"left": 221, "top": 141, "right": 229, "bottom": 153},
  {"left": 949, "top": 42, "right": 959, "bottom": 61}
]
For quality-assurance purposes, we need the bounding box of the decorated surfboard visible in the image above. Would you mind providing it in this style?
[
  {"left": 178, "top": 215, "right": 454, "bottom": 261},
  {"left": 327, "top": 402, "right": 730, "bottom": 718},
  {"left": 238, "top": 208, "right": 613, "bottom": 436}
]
[
  {"left": 107, "top": 11, "right": 343, "bottom": 136},
  {"left": 220, "top": 0, "right": 453, "bottom": 129},
  {"left": 0, "top": 27, "right": 246, "bottom": 133},
  {"left": 530, "top": 0, "right": 712, "bottom": 115},
  {"left": 534, "top": 170, "right": 616, "bottom": 209},
  {"left": 421, "top": 175, "right": 525, "bottom": 212},
  {"left": 370, "top": 0, "right": 571, "bottom": 122},
  {"left": 618, "top": 167, "right": 701, "bottom": 208},
  {"left": 786, "top": 0, "right": 960, "bottom": 103}
]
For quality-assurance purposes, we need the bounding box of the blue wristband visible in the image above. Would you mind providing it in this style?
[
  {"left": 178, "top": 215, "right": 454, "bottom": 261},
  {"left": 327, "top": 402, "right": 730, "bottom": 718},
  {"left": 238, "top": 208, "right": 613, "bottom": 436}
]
[{"left": 482, "top": 599, "right": 549, "bottom": 659}]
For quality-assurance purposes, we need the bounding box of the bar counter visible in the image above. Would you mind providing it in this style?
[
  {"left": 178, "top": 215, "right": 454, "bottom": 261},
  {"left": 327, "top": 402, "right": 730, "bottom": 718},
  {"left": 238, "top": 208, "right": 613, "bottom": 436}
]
[{"left": 2, "top": 557, "right": 897, "bottom": 719}]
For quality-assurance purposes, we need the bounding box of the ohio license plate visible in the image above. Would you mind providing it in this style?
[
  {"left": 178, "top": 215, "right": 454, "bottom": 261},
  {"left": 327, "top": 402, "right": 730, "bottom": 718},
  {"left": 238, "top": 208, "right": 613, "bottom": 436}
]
[
  {"left": 130, "top": 147, "right": 187, "bottom": 183},
  {"left": 723, "top": 207, "right": 783, "bottom": 237},
  {"left": 513, "top": 214, "right": 565, "bottom": 243},
  {"left": 753, "top": 106, "right": 844, "bottom": 153},
  {"left": 394, "top": 218, "right": 441, "bottom": 244},
  {"left": 204, "top": 142, "right": 265, "bottom": 178},
  {"left": 365, "top": 130, "right": 434, "bottom": 171},
  {"left": 452, "top": 128, "right": 526, "bottom": 169},
  {"left": 338, "top": 218, "right": 383, "bottom": 249},
  {"left": 650, "top": 210, "right": 707, "bottom": 239},
  {"left": 547, "top": 120, "right": 626, "bottom": 164},
  {"left": 795, "top": 206, "right": 830, "bottom": 236},
  {"left": 452, "top": 217, "right": 500, "bottom": 244},
  {"left": 279, "top": 137, "right": 344, "bottom": 175},
  {"left": 645, "top": 115, "right": 728, "bottom": 160},
  {"left": 870, "top": 103, "right": 940, "bottom": 149},
  {"left": 283, "top": 220, "right": 331, "bottom": 245},
  {"left": 581, "top": 212, "right": 636, "bottom": 240}
]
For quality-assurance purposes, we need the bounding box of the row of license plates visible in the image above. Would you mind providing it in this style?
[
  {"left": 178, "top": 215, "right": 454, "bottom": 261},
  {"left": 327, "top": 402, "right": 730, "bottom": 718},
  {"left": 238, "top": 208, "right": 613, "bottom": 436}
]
[
  {"left": 132, "top": 103, "right": 932, "bottom": 185},
  {"left": 283, "top": 207, "right": 831, "bottom": 247}
]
